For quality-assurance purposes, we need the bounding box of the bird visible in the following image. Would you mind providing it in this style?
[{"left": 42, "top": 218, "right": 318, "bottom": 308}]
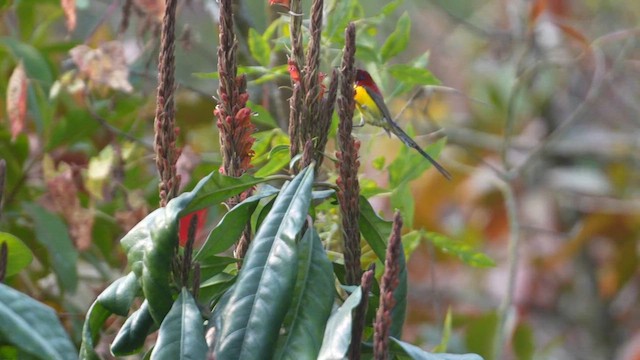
[{"left": 353, "top": 69, "right": 452, "bottom": 180}]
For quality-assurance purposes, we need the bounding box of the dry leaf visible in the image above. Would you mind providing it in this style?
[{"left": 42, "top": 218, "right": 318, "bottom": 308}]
[
  {"left": 69, "top": 41, "right": 133, "bottom": 93},
  {"left": 6, "top": 62, "right": 28, "bottom": 141},
  {"left": 61, "top": 0, "right": 76, "bottom": 33},
  {"left": 45, "top": 160, "right": 94, "bottom": 251}
]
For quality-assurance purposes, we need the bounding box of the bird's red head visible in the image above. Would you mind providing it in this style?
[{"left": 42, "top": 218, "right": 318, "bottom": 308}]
[{"left": 355, "top": 69, "right": 381, "bottom": 95}]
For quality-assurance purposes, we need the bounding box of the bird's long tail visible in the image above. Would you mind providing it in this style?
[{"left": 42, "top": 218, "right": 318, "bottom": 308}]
[{"left": 387, "top": 120, "right": 452, "bottom": 180}]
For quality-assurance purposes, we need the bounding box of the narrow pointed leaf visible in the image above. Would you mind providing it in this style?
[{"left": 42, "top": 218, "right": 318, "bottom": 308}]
[
  {"left": 23, "top": 203, "right": 78, "bottom": 292},
  {"left": 358, "top": 197, "right": 390, "bottom": 262},
  {"left": 111, "top": 301, "right": 156, "bottom": 356},
  {"left": 0, "top": 283, "right": 76, "bottom": 360},
  {"left": 181, "top": 171, "right": 266, "bottom": 216},
  {"left": 317, "top": 287, "right": 362, "bottom": 360},
  {"left": 390, "top": 337, "right": 484, "bottom": 360},
  {"left": 151, "top": 288, "right": 207, "bottom": 360},
  {"left": 357, "top": 201, "right": 406, "bottom": 337},
  {"left": 274, "top": 228, "right": 334, "bottom": 360},
  {"left": 380, "top": 12, "right": 411, "bottom": 62},
  {"left": 80, "top": 273, "right": 140, "bottom": 359},
  {"left": 0, "top": 231, "right": 33, "bottom": 277},
  {"left": 213, "top": 166, "right": 315, "bottom": 360},
  {"left": 194, "top": 187, "right": 279, "bottom": 259},
  {"left": 392, "top": 241, "right": 408, "bottom": 338}
]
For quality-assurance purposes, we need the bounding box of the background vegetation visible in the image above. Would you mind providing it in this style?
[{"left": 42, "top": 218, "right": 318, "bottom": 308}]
[{"left": 0, "top": 0, "right": 639, "bottom": 359}]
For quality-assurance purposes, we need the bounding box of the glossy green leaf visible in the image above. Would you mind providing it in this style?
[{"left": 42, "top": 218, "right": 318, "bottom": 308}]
[
  {"left": 389, "top": 64, "right": 440, "bottom": 87},
  {"left": 380, "top": 12, "right": 411, "bottom": 63},
  {"left": 0, "top": 283, "right": 76, "bottom": 360},
  {"left": 0, "top": 232, "right": 33, "bottom": 277},
  {"left": 181, "top": 171, "right": 266, "bottom": 216},
  {"left": 198, "top": 255, "right": 239, "bottom": 280},
  {"left": 80, "top": 273, "right": 140, "bottom": 359},
  {"left": 317, "top": 287, "right": 362, "bottom": 360},
  {"left": 390, "top": 337, "right": 484, "bottom": 360},
  {"left": 198, "top": 272, "right": 236, "bottom": 305},
  {"left": 194, "top": 186, "right": 279, "bottom": 259},
  {"left": 23, "top": 203, "right": 78, "bottom": 292},
  {"left": 151, "top": 288, "right": 207, "bottom": 360},
  {"left": 213, "top": 166, "right": 315, "bottom": 360},
  {"left": 111, "top": 301, "right": 156, "bottom": 356},
  {"left": 274, "top": 228, "right": 334, "bottom": 360},
  {"left": 79, "top": 303, "right": 110, "bottom": 360},
  {"left": 248, "top": 28, "right": 271, "bottom": 67},
  {"left": 358, "top": 197, "right": 390, "bottom": 262},
  {"left": 425, "top": 232, "right": 495, "bottom": 268}
]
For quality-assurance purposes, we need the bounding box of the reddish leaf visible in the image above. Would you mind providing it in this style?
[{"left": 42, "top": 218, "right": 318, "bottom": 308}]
[
  {"left": 61, "top": 0, "right": 76, "bottom": 32},
  {"left": 6, "top": 62, "right": 28, "bottom": 141}
]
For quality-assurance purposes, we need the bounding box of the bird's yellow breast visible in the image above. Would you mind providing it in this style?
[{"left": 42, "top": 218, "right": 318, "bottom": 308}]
[{"left": 354, "top": 85, "right": 385, "bottom": 127}]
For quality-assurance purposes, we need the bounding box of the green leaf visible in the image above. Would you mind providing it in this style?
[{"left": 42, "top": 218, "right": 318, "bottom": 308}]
[
  {"left": 194, "top": 186, "right": 279, "bottom": 259},
  {"left": 23, "top": 203, "right": 78, "bottom": 292},
  {"left": 274, "top": 228, "right": 334, "bottom": 360},
  {"left": 181, "top": 171, "right": 266, "bottom": 216},
  {"left": 317, "top": 287, "right": 362, "bottom": 360},
  {"left": 380, "top": 12, "right": 411, "bottom": 63},
  {"left": 465, "top": 312, "right": 498, "bottom": 360},
  {"left": 247, "top": 100, "right": 278, "bottom": 128},
  {"left": 97, "top": 272, "right": 139, "bottom": 316},
  {"left": 248, "top": 28, "right": 271, "bottom": 67},
  {"left": 390, "top": 337, "right": 484, "bottom": 360},
  {"left": 425, "top": 232, "right": 495, "bottom": 268},
  {"left": 198, "top": 255, "right": 239, "bottom": 280},
  {"left": 358, "top": 197, "right": 390, "bottom": 262},
  {"left": 325, "top": 0, "right": 360, "bottom": 42},
  {"left": 254, "top": 144, "right": 290, "bottom": 177},
  {"left": 391, "top": 241, "right": 408, "bottom": 339},
  {"left": 390, "top": 181, "right": 415, "bottom": 229},
  {"left": 151, "top": 288, "right": 207, "bottom": 360},
  {"left": 0, "top": 37, "right": 53, "bottom": 88},
  {"left": 389, "top": 64, "right": 440, "bottom": 87},
  {"left": 0, "top": 232, "right": 33, "bottom": 277},
  {"left": 355, "top": 43, "right": 380, "bottom": 64},
  {"left": 380, "top": 0, "right": 403, "bottom": 16},
  {"left": 0, "top": 283, "right": 77, "bottom": 360},
  {"left": 199, "top": 272, "right": 236, "bottom": 305},
  {"left": 80, "top": 273, "right": 140, "bottom": 359},
  {"left": 79, "top": 303, "right": 110, "bottom": 360},
  {"left": 212, "top": 166, "right": 315, "bottom": 360},
  {"left": 513, "top": 322, "right": 534, "bottom": 360},
  {"left": 433, "top": 307, "right": 453, "bottom": 353},
  {"left": 111, "top": 301, "right": 156, "bottom": 356}
]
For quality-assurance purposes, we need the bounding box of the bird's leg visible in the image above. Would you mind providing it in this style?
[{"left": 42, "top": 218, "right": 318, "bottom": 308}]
[{"left": 353, "top": 115, "right": 365, "bottom": 128}]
